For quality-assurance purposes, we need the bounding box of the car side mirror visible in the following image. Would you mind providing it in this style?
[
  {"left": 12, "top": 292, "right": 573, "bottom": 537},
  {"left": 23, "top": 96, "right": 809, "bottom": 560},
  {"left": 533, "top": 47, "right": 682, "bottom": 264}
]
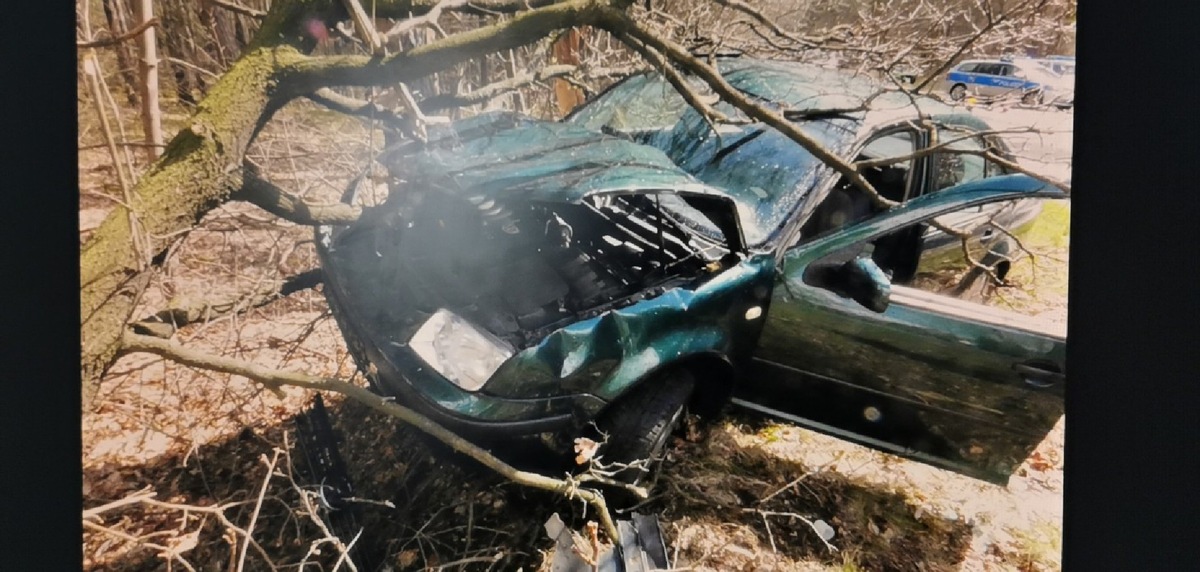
[
  {"left": 840, "top": 252, "right": 892, "bottom": 313},
  {"left": 804, "top": 245, "right": 892, "bottom": 313}
]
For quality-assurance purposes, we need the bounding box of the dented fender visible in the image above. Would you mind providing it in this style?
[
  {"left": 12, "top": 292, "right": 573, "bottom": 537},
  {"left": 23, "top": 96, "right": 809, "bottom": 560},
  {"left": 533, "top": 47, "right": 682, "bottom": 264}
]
[{"left": 481, "top": 255, "right": 777, "bottom": 411}]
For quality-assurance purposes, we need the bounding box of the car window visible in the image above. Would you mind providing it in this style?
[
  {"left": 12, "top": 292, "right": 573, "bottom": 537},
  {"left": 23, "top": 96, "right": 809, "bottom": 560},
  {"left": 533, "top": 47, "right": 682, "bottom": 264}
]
[
  {"left": 932, "top": 136, "right": 990, "bottom": 192},
  {"left": 957, "top": 63, "right": 978, "bottom": 73},
  {"left": 866, "top": 197, "right": 1069, "bottom": 329},
  {"left": 998, "top": 64, "right": 1014, "bottom": 76},
  {"left": 797, "top": 129, "right": 918, "bottom": 242}
]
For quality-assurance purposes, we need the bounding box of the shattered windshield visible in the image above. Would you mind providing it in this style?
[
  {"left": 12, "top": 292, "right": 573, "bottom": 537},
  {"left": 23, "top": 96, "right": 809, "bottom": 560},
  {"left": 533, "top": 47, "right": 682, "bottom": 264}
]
[{"left": 569, "top": 66, "right": 862, "bottom": 246}]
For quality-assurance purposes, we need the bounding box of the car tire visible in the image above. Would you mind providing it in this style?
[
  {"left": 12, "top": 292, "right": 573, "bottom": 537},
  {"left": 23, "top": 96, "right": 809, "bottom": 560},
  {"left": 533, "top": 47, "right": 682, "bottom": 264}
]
[
  {"left": 1022, "top": 90, "right": 1044, "bottom": 106},
  {"left": 592, "top": 369, "right": 696, "bottom": 504},
  {"left": 949, "top": 84, "right": 967, "bottom": 101}
]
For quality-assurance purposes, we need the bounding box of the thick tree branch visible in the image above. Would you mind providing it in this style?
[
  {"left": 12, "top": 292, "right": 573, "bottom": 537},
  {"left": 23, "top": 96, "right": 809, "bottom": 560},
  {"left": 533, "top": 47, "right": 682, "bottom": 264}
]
[
  {"left": 130, "top": 269, "right": 324, "bottom": 338},
  {"left": 273, "top": 0, "right": 620, "bottom": 95},
  {"left": 118, "top": 332, "right": 622, "bottom": 541},
  {"left": 615, "top": 33, "right": 730, "bottom": 129},
  {"left": 233, "top": 173, "right": 365, "bottom": 225},
  {"left": 307, "top": 88, "right": 406, "bottom": 128},
  {"left": 76, "top": 17, "right": 159, "bottom": 49}
]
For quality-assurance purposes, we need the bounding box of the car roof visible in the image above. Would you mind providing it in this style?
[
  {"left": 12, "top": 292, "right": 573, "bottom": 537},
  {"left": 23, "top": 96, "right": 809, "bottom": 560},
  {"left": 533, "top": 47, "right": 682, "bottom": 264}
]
[{"left": 712, "top": 58, "right": 957, "bottom": 128}]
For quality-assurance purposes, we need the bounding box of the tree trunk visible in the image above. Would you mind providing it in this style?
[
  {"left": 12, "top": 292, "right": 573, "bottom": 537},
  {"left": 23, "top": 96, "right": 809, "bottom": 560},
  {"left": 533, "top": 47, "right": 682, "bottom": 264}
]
[
  {"left": 135, "top": 0, "right": 164, "bottom": 160},
  {"left": 81, "top": 43, "right": 307, "bottom": 407},
  {"left": 102, "top": 0, "right": 141, "bottom": 106}
]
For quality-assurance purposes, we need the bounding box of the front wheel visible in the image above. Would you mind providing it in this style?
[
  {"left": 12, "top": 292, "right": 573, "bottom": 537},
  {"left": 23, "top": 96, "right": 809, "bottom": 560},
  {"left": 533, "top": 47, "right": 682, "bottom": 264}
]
[
  {"left": 949, "top": 84, "right": 967, "bottom": 101},
  {"left": 592, "top": 370, "right": 696, "bottom": 503}
]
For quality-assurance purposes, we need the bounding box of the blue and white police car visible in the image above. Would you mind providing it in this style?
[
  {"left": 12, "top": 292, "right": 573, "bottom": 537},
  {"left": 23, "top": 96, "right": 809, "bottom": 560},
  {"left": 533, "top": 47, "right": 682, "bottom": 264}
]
[{"left": 938, "top": 56, "right": 1074, "bottom": 108}]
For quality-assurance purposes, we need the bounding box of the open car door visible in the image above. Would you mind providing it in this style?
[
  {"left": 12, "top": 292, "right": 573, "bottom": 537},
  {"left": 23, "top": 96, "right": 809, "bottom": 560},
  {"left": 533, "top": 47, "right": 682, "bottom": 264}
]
[{"left": 737, "top": 178, "right": 1067, "bottom": 484}]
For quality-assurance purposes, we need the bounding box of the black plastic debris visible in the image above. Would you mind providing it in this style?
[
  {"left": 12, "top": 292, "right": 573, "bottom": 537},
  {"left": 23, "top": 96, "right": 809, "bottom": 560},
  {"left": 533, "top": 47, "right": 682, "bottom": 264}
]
[
  {"left": 292, "top": 394, "right": 367, "bottom": 563},
  {"left": 544, "top": 512, "right": 670, "bottom": 572}
]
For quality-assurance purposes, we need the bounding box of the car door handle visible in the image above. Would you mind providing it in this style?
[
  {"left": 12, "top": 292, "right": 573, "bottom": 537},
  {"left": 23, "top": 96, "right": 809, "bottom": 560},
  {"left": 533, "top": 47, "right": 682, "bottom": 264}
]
[{"left": 1013, "top": 363, "right": 1065, "bottom": 388}]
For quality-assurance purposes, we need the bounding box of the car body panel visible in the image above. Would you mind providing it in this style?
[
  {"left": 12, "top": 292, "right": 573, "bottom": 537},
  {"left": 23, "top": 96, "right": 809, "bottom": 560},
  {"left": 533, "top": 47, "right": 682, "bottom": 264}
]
[{"left": 738, "top": 177, "right": 1066, "bottom": 483}]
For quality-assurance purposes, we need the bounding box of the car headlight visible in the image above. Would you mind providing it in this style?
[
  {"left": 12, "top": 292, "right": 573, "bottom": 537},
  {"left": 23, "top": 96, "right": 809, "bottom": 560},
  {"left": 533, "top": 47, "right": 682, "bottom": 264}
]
[{"left": 408, "top": 309, "right": 514, "bottom": 391}]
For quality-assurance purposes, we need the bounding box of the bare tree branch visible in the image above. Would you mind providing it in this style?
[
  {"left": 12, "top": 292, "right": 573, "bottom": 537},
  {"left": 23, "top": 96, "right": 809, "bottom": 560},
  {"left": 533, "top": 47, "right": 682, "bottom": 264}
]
[
  {"left": 341, "top": 0, "right": 385, "bottom": 54},
  {"left": 130, "top": 269, "right": 324, "bottom": 338},
  {"left": 119, "top": 332, "right": 623, "bottom": 541},
  {"left": 233, "top": 173, "right": 365, "bottom": 225},
  {"left": 380, "top": 0, "right": 471, "bottom": 46},
  {"left": 307, "top": 88, "right": 406, "bottom": 128}
]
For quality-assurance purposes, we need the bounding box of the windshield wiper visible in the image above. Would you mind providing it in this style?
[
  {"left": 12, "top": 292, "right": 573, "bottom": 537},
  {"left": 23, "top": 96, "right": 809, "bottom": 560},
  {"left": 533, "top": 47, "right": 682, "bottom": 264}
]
[{"left": 782, "top": 108, "right": 864, "bottom": 121}]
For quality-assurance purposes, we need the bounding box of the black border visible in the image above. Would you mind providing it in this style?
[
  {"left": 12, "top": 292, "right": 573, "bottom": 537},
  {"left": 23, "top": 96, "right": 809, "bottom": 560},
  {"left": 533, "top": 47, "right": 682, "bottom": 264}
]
[
  {"left": 1, "top": 1, "right": 82, "bottom": 570},
  {"left": 3, "top": 1, "right": 1200, "bottom": 570},
  {"left": 1064, "top": 0, "right": 1200, "bottom": 568}
]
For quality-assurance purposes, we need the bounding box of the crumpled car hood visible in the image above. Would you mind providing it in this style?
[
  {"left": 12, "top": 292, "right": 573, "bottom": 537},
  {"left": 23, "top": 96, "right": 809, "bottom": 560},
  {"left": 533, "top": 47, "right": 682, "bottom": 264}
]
[{"left": 382, "top": 112, "right": 738, "bottom": 206}]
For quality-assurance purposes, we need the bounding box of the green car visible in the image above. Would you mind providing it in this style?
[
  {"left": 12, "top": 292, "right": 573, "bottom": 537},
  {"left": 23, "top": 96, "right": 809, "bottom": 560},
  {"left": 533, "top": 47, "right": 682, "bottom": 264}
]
[{"left": 317, "top": 107, "right": 1066, "bottom": 488}]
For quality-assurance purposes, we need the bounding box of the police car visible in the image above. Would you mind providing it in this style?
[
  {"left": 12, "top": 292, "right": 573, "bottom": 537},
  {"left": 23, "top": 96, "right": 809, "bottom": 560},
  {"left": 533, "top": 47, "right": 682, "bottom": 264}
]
[{"left": 939, "top": 56, "right": 1074, "bottom": 108}]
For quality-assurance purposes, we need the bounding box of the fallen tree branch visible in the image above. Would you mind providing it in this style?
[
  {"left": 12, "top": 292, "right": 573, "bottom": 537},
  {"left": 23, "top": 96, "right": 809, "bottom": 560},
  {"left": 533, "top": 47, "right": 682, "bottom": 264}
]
[
  {"left": 119, "top": 332, "right": 623, "bottom": 541},
  {"left": 77, "top": 18, "right": 159, "bottom": 49},
  {"left": 615, "top": 32, "right": 730, "bottom": 130},
  {"left": 307, "top": 88, "right": 406, "bottom": 129},
  {"left": 130, "top": 269, "right": 323, "bottom": 338},
  {"left": 233, "top": 174, "right": 364, "bottom": 225}
]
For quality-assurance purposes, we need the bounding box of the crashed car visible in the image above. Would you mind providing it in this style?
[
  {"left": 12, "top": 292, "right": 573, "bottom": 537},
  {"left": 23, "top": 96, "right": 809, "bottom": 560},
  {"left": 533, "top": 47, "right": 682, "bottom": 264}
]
[{"left": 316, "top": 107, "right": 1066, "bottom": 490}]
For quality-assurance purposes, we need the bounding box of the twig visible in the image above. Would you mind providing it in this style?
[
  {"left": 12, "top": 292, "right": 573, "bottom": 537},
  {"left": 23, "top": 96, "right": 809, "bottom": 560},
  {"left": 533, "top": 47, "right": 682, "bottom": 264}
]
[
  {"left": 758, "top": 472, "right": 811, "bottom": 505},
  {"left": 418, "top": 64, "right": 577, "bottom": 112},
  {"left": 380, "top": 0, "right": 471, "bottom": 47},
  {"left": 743, "top": 508, "right": 838, "bottom": 553},
  {"left": 236, "top": 450, "right": 280, "bottom": 572},
  {"left": 77, "top": 17, "right": 159, "bottom": 49},
  {"left": 205, "top": 0, "right": 266, "bottom": 19}
]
